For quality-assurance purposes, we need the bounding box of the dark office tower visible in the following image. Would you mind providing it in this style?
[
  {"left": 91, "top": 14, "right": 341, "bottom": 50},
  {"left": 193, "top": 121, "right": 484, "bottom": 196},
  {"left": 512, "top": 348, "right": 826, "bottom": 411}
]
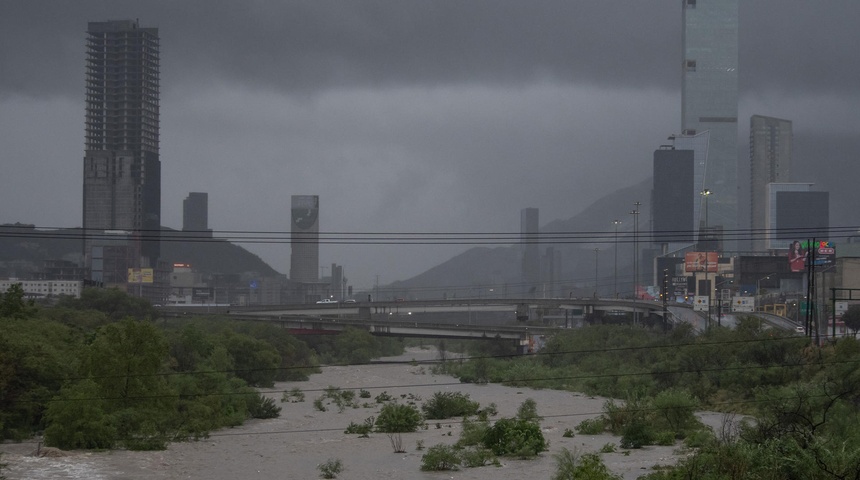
[
  {"left": 750, "top": 115, "right": 792, "bottom": 252},
  {"left": 652, "top": 147, "right": 695, "bottom": 248},
  {"left": 682, "top": 0, "right": 739, "bottom": 252},
  {"left": 83, "top": 20, "right": 161, "bottom": 277},
  {"left": 520, "top": 208, "right": 540, "bottom": 296},
  {"left": 183, "top": 192, "right": 211, "bottom": 237},
  {"left": 290, "top": 195, "right": 320, "bottom": 283},
  {"left": 775, "top": 191, "right": 829, "bottom": 250}
]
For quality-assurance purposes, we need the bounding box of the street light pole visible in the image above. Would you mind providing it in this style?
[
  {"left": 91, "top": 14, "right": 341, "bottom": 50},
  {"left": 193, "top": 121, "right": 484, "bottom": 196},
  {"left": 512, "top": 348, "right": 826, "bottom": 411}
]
[
  {"left": 613, "top": 219, "right": 621, "bottom": 298},
  {"left": 630, "top": 202, "right": 641, "bottom": 324},
  {"left": 756, "top": 273, "right": 776, "bottom": 311},
  {"left": 700, "top": 189, "right": 712, "bottom": 329}
]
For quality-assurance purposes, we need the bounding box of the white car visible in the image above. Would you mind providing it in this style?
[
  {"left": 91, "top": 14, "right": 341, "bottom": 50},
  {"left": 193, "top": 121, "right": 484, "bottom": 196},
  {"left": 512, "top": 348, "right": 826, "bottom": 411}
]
[{"left": 315, "top": 299, "right": 338, "bottom": 304}]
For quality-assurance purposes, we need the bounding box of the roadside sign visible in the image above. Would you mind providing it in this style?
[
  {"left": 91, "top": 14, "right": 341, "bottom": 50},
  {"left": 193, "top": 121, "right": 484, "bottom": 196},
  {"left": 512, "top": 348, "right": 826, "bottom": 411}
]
[{"left": 693, "top": 296, "right": 709, "bottom": 312}]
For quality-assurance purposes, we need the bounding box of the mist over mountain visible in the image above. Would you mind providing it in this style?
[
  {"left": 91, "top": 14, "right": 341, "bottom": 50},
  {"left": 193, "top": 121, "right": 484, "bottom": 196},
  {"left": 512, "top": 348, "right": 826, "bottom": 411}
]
[
  {"left": 384, "top": 178, "right": 652, "bottom": 300},
  {"left": 0, "top": 227, "right": 278, "bottom": 280}
]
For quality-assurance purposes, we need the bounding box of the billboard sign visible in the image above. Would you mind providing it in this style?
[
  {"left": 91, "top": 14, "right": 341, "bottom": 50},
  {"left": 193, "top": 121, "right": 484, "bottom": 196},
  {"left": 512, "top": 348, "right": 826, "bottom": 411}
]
[
  {"left": 685, "top": 252, "right": 718, "bottom": 273},
  {"left": 788, "top": 240, "right": 835, "bottom": 271},
  {"left": 127, "top": 268, "right": 154, "bottom": 284},
  {"left": 671, "top": 276, "right": 689, "bottom": 297}
]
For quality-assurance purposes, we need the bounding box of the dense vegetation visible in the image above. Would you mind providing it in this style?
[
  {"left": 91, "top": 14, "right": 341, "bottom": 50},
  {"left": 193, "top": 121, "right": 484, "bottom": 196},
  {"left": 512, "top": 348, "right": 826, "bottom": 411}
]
[
  {"left": 440, "top": 321, "right": 860, "bottom": 478},
  {"left": 0, "top": 287, "right": 403, "bottom": 451}
]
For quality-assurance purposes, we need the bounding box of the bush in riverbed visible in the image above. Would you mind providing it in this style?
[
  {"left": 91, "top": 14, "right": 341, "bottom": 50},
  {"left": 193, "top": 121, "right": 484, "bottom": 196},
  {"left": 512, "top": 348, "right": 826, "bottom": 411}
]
[
  {"left": 246, "top": 394, "right": 281, "bottom": 419},
  {"left": 575, "top": 417, "right": 607, "bottom": 435},
  {"left": 552, "top": 448, "right": 621, "bottom": 480},
  {"left": 421, "top": 391, "right": 480, "bottom": 419},
  {"left": 482, "top": 417, "right": 547, "bottom": 458},
  {"left": 375, "top": 403, "right": 423, "bottom": 433},
  {"left": 317, "top": 458, "right": 343, "bottom": 478},
  {"left": 420, "top": 444, "right": 460, "bottom": 471}
]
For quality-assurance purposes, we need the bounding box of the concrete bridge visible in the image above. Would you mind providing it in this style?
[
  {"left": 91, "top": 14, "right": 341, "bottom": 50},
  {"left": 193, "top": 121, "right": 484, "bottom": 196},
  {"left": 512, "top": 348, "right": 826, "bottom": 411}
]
[
  {"left": 163, "top": 297, "right": 688, "bottom": 350},
  {"left": 161, "top": 297, "right": 799, "bottom": 351}
]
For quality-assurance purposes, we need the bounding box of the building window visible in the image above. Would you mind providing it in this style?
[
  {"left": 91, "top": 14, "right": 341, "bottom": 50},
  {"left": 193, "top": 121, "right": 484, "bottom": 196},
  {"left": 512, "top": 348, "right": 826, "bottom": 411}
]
[{"left": 686, "top": 59, "right": 697, "bottom": 72}]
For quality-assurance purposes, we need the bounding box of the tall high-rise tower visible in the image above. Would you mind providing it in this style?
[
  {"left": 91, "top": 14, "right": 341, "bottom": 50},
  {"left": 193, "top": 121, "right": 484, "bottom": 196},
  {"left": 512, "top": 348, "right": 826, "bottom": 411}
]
[
  {"left": 749, "top": 115, "right": 792, "bottom": 252},
  {"left": 82, "top": 20, "right": 161, "bottom": 279},
  {"left": 682, "top": 0, "right": 738, "bottom": 251},
  {"left": 290, "top": 195, "right": 320, "bottom": 283},
  {"left": 520, "top": 207, "right": 540, "bottom": 296},
  {"left": 183, "top": 192, "right": 211, "bottom": 238}
]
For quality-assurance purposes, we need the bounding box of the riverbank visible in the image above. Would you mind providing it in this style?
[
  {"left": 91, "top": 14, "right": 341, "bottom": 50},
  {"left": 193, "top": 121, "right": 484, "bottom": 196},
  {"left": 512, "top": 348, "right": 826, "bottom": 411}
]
[{"left": 2, "top": 347, "right": 709, "bottom": 479}]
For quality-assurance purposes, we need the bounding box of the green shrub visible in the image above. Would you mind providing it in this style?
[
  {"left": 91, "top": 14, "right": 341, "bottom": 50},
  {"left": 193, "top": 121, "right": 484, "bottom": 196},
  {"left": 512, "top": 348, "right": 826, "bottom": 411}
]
[
  {"left": 620, "top": 419, "right": 653, "bottom": 449},
  {"left": 317, "top": 458, "right": 343, "bottom": 478},
  {"left": 247, "top": 394, "right": 281, "bottom": 419},
  {"left": 552, "top": 448, "right": 621, "bottom": 480},
  {"left": 457, "top": 417, "right": 490, "bottom": 447},
  {"left": 478, "top": 402, "right": 498, "bottom": 420},
  {"left": 516, "top": 398, "right": 542, "bottom": 424},
  {"left": 459, "top": 446, "right": 497, "bottom": 468},
  {"left": 322, "top": 386, "right": 357, "bottom": 412},
  {"left": 344, "top": 417, "right": 374, "bottom": 437},
  {"left": 599, "top": 443, "right": 617, "bottom": 453},
  {"left": 281, "top": 387, "right": 305, "bottom": 403},
  {"left": 420, "top": 444, "right": 461, "bottom": 471},
  {"left": 375, "top": 391, "right": 393, "bottom": 403},
  {"left": 44, "top": 379, "right": 117, "bottom": 450},
  {"left": 654, "top": 431, "right": 676, "bottom": 446},
  {"left": 683, "top": 429, "right": 715, "bottom": 449},
  {"left": 313, "top": 397, "right": 327, "bottom": 412},
  {"left": 359, "top": 389, "right": 371, "bottom": 398},
  {"left": 650, "top": 388, "right": 699, "bottom": 436},
  {"left": 482, "top": 418, "right": 548, "bottom": 458},
  {"left": 421, "top": 391, "right": 480, "bottom": 419},
  {"left": 375, "top": 403, "right": 423, "bottom": 433},
  {"left": 575, "top": 417, "right": 606, "bottom": 435}
]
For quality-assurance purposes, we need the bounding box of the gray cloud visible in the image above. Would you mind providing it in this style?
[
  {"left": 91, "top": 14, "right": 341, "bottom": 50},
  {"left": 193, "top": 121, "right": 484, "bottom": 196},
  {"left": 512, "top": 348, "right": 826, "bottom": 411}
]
[{"left": 2, "top": 1, "right": 859, "bottom": 286}]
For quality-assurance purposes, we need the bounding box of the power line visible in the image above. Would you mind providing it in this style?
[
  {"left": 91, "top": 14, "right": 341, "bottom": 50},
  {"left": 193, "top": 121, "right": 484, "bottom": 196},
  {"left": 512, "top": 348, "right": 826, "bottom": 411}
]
[{"left": 1, "top": 224, "right": 857, "bottom": 246}]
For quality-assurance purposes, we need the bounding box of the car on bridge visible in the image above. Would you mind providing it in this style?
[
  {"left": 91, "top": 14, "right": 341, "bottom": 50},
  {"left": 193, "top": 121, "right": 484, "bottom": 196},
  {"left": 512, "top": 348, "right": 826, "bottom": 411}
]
[{"left": 316, "top": 299, "right": 339, "bottom": 304}]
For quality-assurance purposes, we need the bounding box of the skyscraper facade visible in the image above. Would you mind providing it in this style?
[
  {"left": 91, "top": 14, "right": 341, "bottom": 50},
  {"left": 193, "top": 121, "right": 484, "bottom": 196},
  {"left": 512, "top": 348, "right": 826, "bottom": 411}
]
[
  {"left": 652, "top": 147, "right": 695, "bottom": 248},
  {"left": 183, "top": 192, "right": 211, "bottom": 237},
  {"left": 290, "top": 195, "right": 320, "bottom": 283},
  {"left": 749, "top": 115, "right": 792, "bottom": 252},
  {"left": 682, "top": 0, "right": 739, "bottom": 251},
  {"left": 520, "top": 207, "right": 540, "bottom": 295},
  {"left": 82, "top": 20, "right": 161, "bottom": 278}
]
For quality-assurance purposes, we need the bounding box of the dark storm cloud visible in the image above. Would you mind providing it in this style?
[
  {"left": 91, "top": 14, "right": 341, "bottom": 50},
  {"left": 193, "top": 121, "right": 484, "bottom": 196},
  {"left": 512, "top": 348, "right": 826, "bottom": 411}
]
[
  {"left": 2, "top": 0, "right": 859, "bottom": 285},
  {"left": 2, "top": 1, "right": 859, "bottom": 100},
  {"left": 1, "top": 1, "right": 676, "bottom": 97}
]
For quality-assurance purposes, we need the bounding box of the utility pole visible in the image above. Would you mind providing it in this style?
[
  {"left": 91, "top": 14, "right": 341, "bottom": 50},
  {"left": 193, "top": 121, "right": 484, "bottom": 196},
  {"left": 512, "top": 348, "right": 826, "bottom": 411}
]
[
  {"left": 700, "top": 189, "right": 712, "bottom": 330},
  {"left": 630, "top": 202, "right": 641, "bottom": 324},
  {"left": 594, "top": 248, "right": 600, "bottom": 297},
  {"left": 613, "top": 219, "right": 621, "bottom": 298}
]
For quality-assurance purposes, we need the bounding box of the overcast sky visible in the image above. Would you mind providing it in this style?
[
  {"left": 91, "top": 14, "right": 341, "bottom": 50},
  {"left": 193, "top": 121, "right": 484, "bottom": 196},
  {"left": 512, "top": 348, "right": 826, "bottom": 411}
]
[{"left": 2, "top": 1, "right": 859, "bottom": 289}]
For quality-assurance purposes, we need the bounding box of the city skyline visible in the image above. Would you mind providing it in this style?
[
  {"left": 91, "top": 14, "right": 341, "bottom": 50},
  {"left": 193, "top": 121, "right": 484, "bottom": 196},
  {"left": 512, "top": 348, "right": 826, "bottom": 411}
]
[{"left": 2, "top": 2, "right": 860, "bottom": 288}]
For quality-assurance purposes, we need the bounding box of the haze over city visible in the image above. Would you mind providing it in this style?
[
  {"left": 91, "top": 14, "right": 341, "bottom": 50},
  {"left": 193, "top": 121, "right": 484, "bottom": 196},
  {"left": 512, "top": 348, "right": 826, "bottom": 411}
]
[{"left": 2, "top": 1, "right": 859, "bottom": 289}]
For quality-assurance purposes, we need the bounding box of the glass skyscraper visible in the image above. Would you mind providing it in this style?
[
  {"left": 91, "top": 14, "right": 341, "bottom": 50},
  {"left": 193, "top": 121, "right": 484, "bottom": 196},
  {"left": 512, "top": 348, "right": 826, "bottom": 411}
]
[{"left": 682, "top": 0, "right": 738, "bottom": 251}]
